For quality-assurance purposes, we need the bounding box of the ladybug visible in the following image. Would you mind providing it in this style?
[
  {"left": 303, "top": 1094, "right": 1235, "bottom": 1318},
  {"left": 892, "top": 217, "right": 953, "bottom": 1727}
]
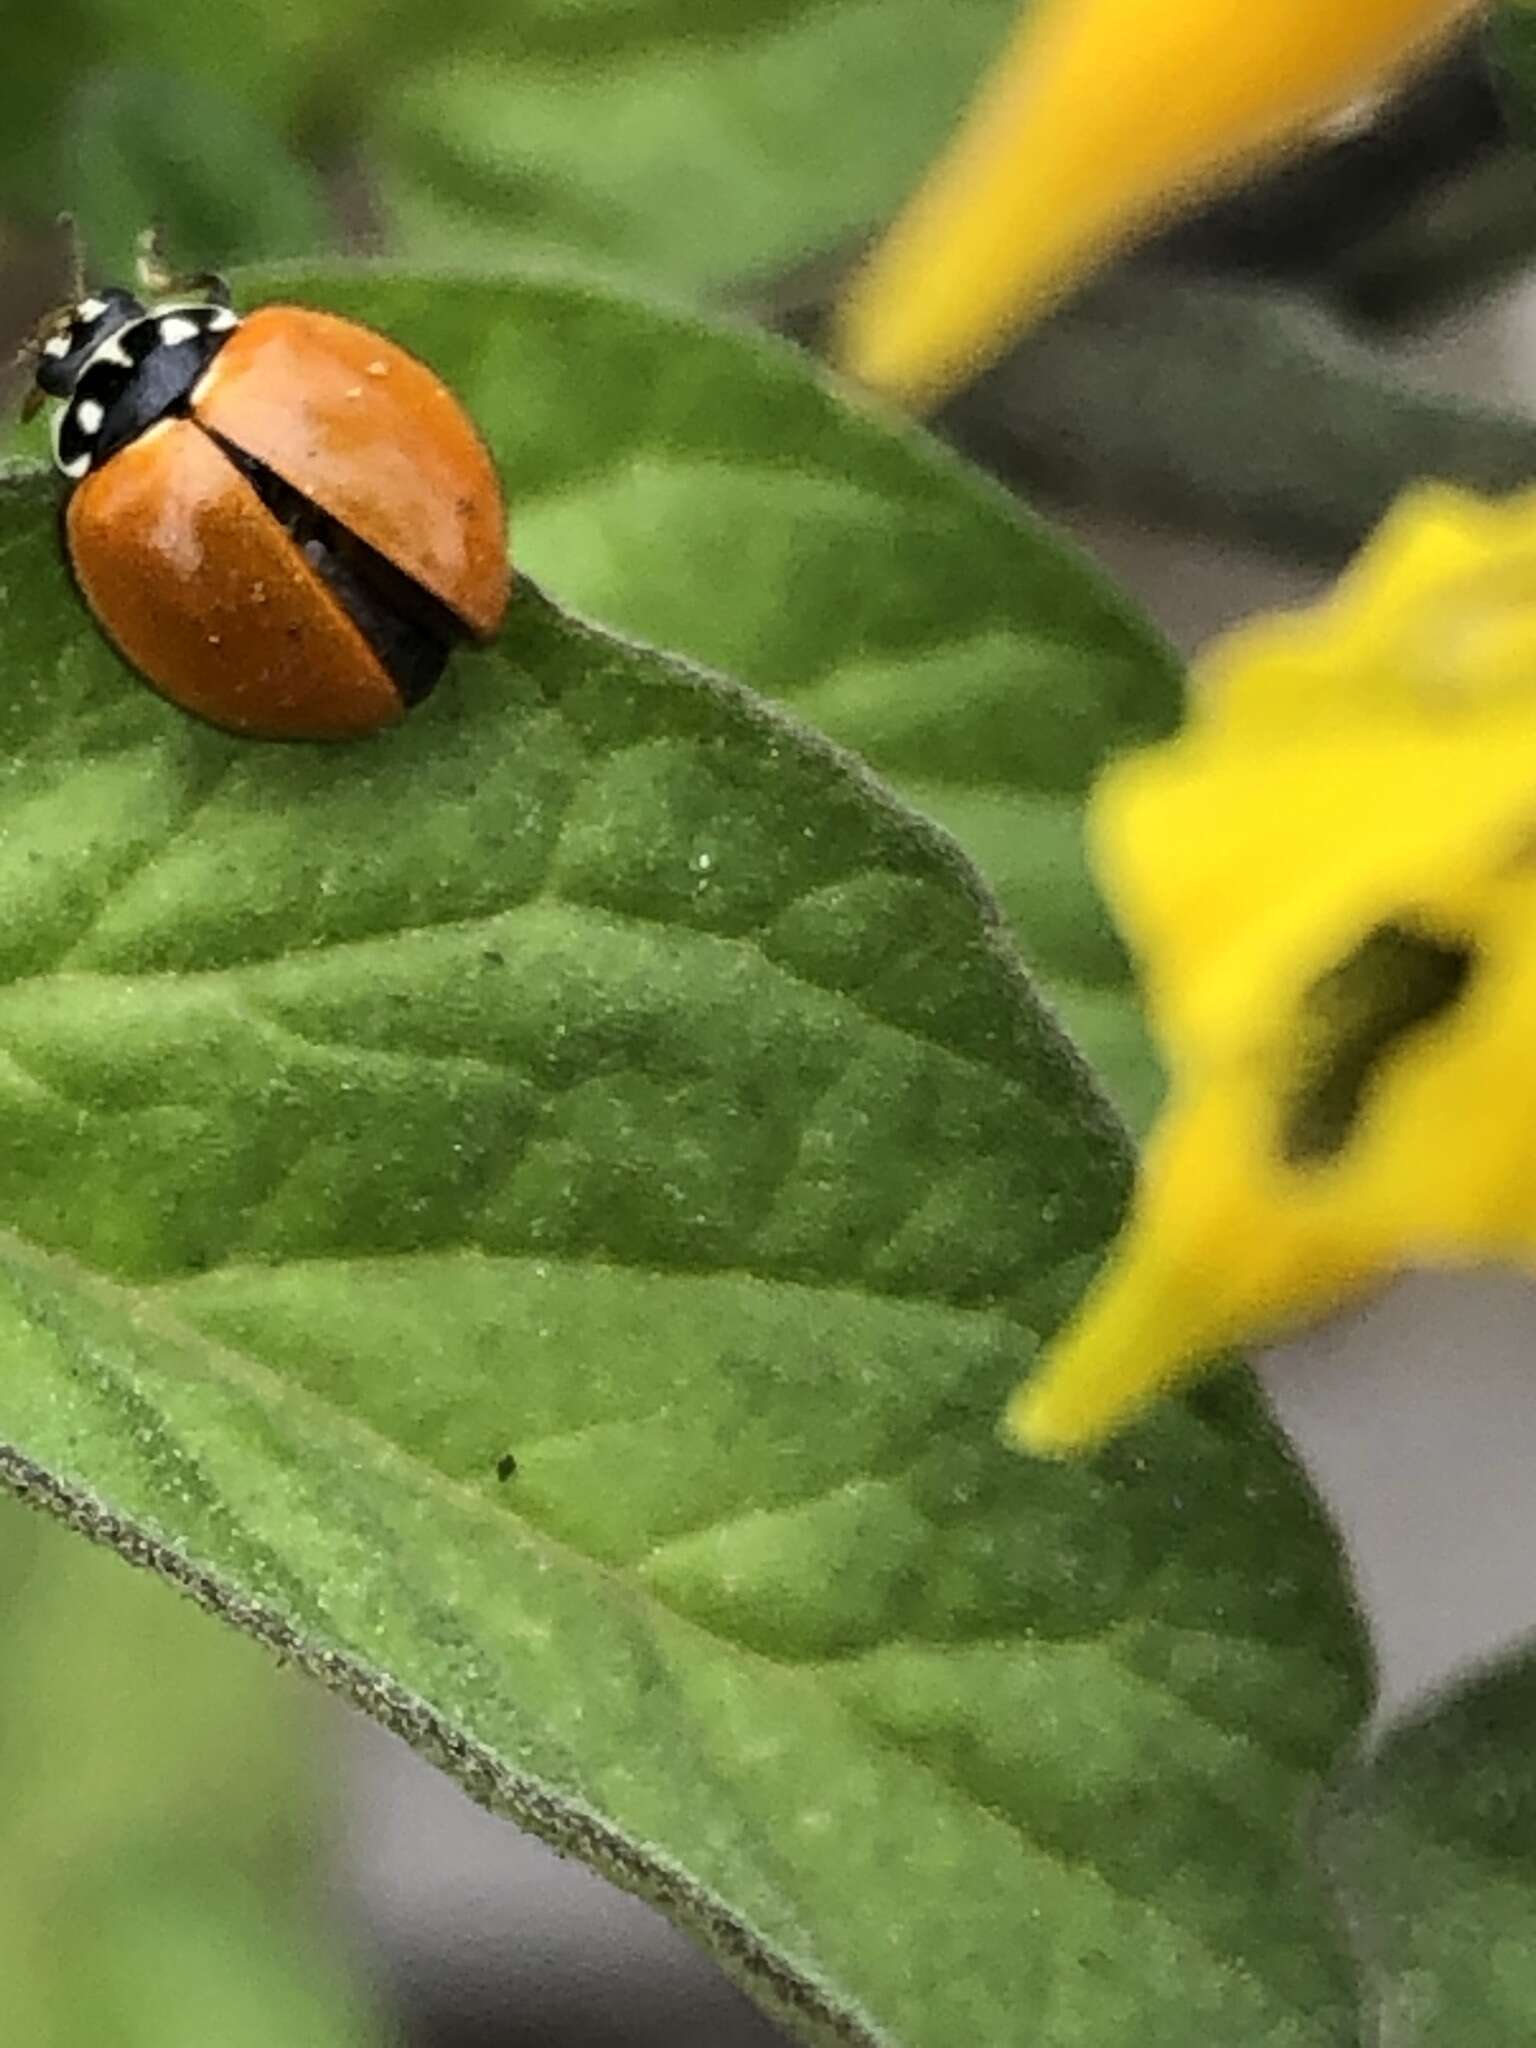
[{"left": 26, "top": 251, "right": 509, "bottom": 739}]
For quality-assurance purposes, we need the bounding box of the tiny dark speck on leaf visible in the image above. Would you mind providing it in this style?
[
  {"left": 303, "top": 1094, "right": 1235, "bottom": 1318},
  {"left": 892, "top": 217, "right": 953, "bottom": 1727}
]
[
  {"left": 496, "top": 1452, "right": 518, "bottom": 1482},
  {"left": 483, "top": 948, "right": 506, "bottom": 967}
]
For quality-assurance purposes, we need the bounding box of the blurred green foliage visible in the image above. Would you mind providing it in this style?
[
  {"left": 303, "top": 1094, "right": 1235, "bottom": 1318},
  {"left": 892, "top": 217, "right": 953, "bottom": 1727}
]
[
  {"left": 55, "top": 71, "right": 329, "bottom": 285},
  {"left": 0, "top": 1494, "right": 387, "bottom": 2048},
  {"left": 0, "top": 0, "right": 1019, "bottom": 289},
  {"left": 1492, "top": 1, "right": 1536, "bottom": 143},
  {"left": 1319, "top": 1644, "right": 1536, "bottom": 2048}
]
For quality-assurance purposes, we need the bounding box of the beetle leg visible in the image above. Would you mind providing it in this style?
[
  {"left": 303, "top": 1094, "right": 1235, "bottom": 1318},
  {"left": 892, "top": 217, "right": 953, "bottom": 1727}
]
[
  {"left": 10, "top": 304, "right": 72, "bottom": 416},
  {"left": 134, "top": 226, "right": 231, "bottom": 309}
]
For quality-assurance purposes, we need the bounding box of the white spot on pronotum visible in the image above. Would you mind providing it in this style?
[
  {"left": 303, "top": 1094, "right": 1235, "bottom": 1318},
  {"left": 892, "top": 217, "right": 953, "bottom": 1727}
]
[
  {"left": 42, "top": 335, "right": 69, "bottom": 359},
  {"left": 208, "top": 307, "right": 238, "bottom": 331},
  {"left": 59, "top": 450, "right": 90, "bottom": 479},
  {"left": 1315, "top": 91, "right": 1387, "bottom": 145},
  {"left": 75, "top": 399, "right": 104, "bottom": 435},
  {"left": 94, "top": 336, "right": 134, "bottom": 369},
  {"left": 77, "top": 297, "right": 107, "bottom": 322},
  {"left": 158, "top": 315, "right": 200, "bottom": 347}
]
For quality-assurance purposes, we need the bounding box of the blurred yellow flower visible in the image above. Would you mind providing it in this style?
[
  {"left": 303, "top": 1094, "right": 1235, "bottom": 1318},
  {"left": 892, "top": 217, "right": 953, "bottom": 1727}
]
[
  {"left": 837, "top": 0, "right": 1484, "bottom": 406},
  {"left": 1011, "top": 485, "right": 1536, "bottom": 1454}
]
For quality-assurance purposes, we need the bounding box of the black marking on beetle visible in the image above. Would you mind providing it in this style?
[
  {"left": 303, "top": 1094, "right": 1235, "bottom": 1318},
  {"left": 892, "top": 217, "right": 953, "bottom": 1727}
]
[
  {"left": 201, "top": 426, "right": 465, "bottom": 707},
  {"left": 52, "top": 303, "right": 240, "bottom": 480},
  {"left": 34, "top": 288, "right": 144, "bottom": 400},
  {"left": 495, "top": 1453, "right": 518, "bottom": 1483},
  {"left": 1282, "top": 921, "right": 1476, "bottom": 1166}
]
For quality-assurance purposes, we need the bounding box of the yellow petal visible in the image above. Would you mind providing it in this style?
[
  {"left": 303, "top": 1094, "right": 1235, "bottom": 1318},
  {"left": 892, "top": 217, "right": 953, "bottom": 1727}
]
[
  {"left": 1202, "top": 485, "right": 1536, "bottom": 741},
  {"left": 1009, "top": 1089, "right": 1382, "bottom": 1455},
  {"left": 1009, "top": 484, "right": 1536, "bottom": 1455},
  {"left": 1103, "top": 488, "right": 1536, "bottom": 1047},
  {"left": 836, "top": 0, "right": 1482, "bottom": 406}
]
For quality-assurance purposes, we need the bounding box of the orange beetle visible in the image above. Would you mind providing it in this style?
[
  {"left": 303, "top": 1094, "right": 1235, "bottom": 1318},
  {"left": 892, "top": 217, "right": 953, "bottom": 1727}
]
[{"left": 30, "top": 267, "right": 509, "bottom": 740}]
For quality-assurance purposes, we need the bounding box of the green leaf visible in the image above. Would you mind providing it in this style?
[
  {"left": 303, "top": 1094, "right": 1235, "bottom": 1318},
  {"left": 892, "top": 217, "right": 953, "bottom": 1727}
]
[
  {"left": 0, "top": 267, "right": 1366, "bottom": 2047},
  {"left": 0, "top": 1496, "right": 381, "bottom": 2048},
  {"left": 1320, "top": 1648, "right": 1536, "bottom": 2046},
  {"left": 372, "top": 0, "right": 1020, "bottom": 291},
  {"left": 243, "top": 267, "right": 1173, "bottom": 1124}
]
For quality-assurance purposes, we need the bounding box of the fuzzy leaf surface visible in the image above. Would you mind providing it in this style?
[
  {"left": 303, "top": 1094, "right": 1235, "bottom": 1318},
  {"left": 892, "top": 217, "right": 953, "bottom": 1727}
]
[{"left": 0, "top": 269, "right": 1366, "bottom": 2046}]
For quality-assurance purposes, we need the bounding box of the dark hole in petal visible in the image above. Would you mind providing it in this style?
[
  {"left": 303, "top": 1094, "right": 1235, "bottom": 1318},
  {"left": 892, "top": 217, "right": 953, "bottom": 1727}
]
[
  {"left": 200, "top": 426, "right": 463, "bottom": 707},
  {"left": 1282, "top": 921, "right": 1476, "bottom": 1167}
]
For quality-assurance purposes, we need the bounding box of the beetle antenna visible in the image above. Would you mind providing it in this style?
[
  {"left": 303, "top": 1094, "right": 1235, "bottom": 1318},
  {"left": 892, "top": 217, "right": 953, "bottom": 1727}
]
[{"left": 61, "top": 214, "right": 86, "bottom": 303}]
